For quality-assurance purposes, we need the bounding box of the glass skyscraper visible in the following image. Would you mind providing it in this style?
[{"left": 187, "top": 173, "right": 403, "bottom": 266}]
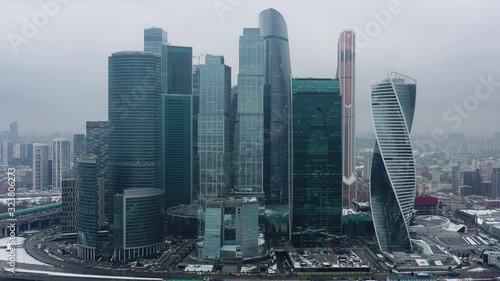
[
  {"left": 32, "top": 143, "right": 49, "bottom": 190},
  {"left": 236, "top": 28, "right": 265, "bottom": 196},
  {"left": 370, "top": 71, "right": 417, "bottom": 252},
  {"left": 291, "top": 78, "right": 343, "bottom": 245},
  {"left": 73, "top": 133, "right": 86, "bottom": 177},
  {"left": 337, "top": 30, "right": 357, "bottom": 207},
  {"left": 77, "top": 155, "right": 99, "bottom": 260},
  {"left": 259, "top": 8, "right": 292, "bottom": 206},
  {"left": 198, "top": 55, "right": 231, "bottom": 207},
  {"left": 162, "top": 94, "right": 192, "bottom": 210},
  {"left": 52, "top": 138, "right": 70, "bottom": 189},
  {"left": 144, "top": 27, "right": 167, "bottom": 94},
  {"left": 162, "top": 45, "right": 193, "bottom": 210},
  {"left": 108, "top": 51, "right": 163, "bottom": 261}
]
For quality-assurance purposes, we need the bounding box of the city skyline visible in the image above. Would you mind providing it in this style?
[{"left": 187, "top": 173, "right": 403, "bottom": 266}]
[{"left": 1, "top": 1, "right": 499, "bottom": 137}]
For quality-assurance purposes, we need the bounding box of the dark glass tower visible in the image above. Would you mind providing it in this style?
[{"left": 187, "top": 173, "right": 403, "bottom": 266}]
[
  {"left": 108, "top": 51, "right": 163, "bottom": 261},
  {"left": 291, "top": 78, "right": 343, "bottom": 245},
  {"left": 162, "top": 45, "right": 193, "bottom": 211},
  {"left": 370, "top": 71, "right": 416, "bottom": 252},
  {"left": 73, "top": 133, "right": 86, "bottom": 177},
  {"left": 77, "top": 155, "right": 99, "bottom": 260},
  {"left": 86, "top": 121, "right": 109, "bottom": 223},
  {"left": 162, "top": 94, "right": 192, "bottom": 210},
  {"left": 259, "top": 8, "right": 292, "bottom": 206}
]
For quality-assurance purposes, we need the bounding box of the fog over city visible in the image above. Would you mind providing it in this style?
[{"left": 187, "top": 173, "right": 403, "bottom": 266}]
[{"left": 1, "top": 0, "right": 499, "bottom": 137}]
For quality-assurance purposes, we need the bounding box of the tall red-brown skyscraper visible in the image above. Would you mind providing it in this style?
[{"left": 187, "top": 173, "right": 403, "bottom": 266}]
[{"left": 337, "top": 30, "right": 356, "bottom": 207}]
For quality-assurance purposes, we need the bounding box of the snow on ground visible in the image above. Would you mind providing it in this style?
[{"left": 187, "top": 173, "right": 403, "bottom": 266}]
[
  {"left": 0, "top": 237, "right": 48, "bottom": 266},
  {"left": 468, "top": 267, "right": 489, "bottom": 272}
]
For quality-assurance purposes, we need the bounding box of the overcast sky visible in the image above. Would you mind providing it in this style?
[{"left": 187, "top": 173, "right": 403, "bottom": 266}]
[{"left": 1, "top": 0, "right": 499, "bottom": 138}]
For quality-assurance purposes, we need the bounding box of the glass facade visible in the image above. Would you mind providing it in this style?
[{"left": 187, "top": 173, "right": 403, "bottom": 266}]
[
  {"left": 61, "top": 177, "right": 77, "bottom": 233},
  {"left": 77, "top": 155, "right": 99, "bottom": 260},
  {"left": 370, "top": 71, "right": 417, "bottom": 252},
  {"left": 108, "top": 51, "right": 162, "bottom": 258},
  {"left": 162, "top": 45, "right": 193, "bottom": 210},
  {"left": 259, "top": 9, "right": 292, "bottom": 206},
  {"left": 32, "top": 143, "right": 49, "bottom": 190},
  {"left": 167, "top": 45, "right": 192, "bottom": 95},
  {"left": 192, "top": 65, "right": 201, "bottom": 200},
  {"left": 73, "top": 134, "right": 86, "bottom": 177},
  {"left": 198, "top": 55, "right": 231, "bottom": 206},
  {"left": 144, "top": 27, "right": 167, "bottom": 94},
  {"left": 86, "top": 121, "right": 109, "bottom": 222},
  {"left": 162, "top": 94, "right": 192, "bottom": 210},
  {"left": 113, "top": 188, "right": 165, "bottom": 261},
  {"left": 337, "top": 30, "right": 357, "bottom": 207},
  {"left": 291, "top": 78, "right": 343, "bottom": 245},
  {"left": 236, "top": 28, "right": 265, "bottom": 195},
  {"left": 52, "top": 138, "right": 70, "bottom": 189}
]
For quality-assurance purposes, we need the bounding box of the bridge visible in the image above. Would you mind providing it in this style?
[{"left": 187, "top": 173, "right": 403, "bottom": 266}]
[{"left": 0, "top": 202, "right": 62, "bottom": 237}]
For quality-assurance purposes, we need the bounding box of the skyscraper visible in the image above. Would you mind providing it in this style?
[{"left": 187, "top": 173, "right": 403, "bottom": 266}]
[
  {"left": 337, "top": 30, "right": 357, "bottom": 207},
  {"left": 108, "top": 51, "right": 163, "bottom": 261},
  {"left": 144, "top": 27, "right": 167, "bottom": 94},
  {"left": 9, "top": 121, "right": 18, "bottom": 143},
  {"left": 198, "top": 55, "right": 231, "bottom": 208},
  {"left": 162, "top": 94, "right": 192, "bottom": 210},
  {"left": 236, "top": 28, "right": 265, "bottom": 197},
  {"left": 86, "top": 121, "right": 109, "bottom": 223},
  {"left": 32, "top": 143, "right": 49, "bottom": 190},
  {"left": 491, "top": 166, "right": 500, "bottom": 199},
  {"left": 259, "top": 8, "right": 292, "bottom": 206},
  {"left": 162, "top": 45, "right": 193, "bottom": 210},
  {"left": 62, "top": 177, "right": 77, "bottom": 233},
  {"left": 52, "top": 138, "right": 70, "bottom": 189},
  {"left": 86, "top": 121, "right": 108, "bottom": 176},
  {"left": 291, "top": 78, "right": 343, "bottom": 244},
  {"left": 77, "top": 155, "right": 99, "bottom": 260},
  {"left": 73, "top": 134, "right": 86, "bottom": 177},
  {"left": 370, "top": 72, "right": 417, "bottom": 252},
  {"left": 192, "top": 65, "right": 201, "bottom": 201}
]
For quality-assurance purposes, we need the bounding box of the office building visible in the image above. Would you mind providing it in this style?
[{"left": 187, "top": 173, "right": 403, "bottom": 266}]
[
  {"left": 192, "top": 65, "right": 201, "bottom": 200},
  {"left": 1, "top": 141, "right": 13, "bottom": 165},
  {"left": 491, "top": 166, "right": 500, "bottom": 199},
  {"left": 162, "top": 45, "right": 193, "bottom": 210},
  {"left": 144, "top": 27, "right": 167, "bottom": 94},
  {"left": 52, "top": 138, "right": 70, "bottom": 189},
  {"left": 9, "top": 121, "right": 18, "bottom": 143},
  {"left": 364, "top": 151, "right": 372, "bottom": 180},
  {"left": 463, "top": 168, "right": 482, "bottom": 195},
  {"left": 259, "top": 8, "right": 292, "bottom": 206},
  {"left": 162, "top": 95, "right": 192, "bottom": 209},
  {"left": 337, "top": 30, "right": 357, "bottom": 207},
  {"left": 32, "top": 143, "right": 49, "bottom": 190},
  {"left": 77, "top": 155, "right": 99, "bottom": 260},
  {"left": 198, "top": 55, "right": 231, "bottom": 207},
  {"left": 370, "top": 72, "right": 417, "bottom": 252},
  {"left": 86, "top": 121, "right": 109, "bottom": 223},
  {"left": 108, "top": 51, "right": 163, "bottom": 261},
  {"left": 73, "top": 134, "right": 86, "bottom": 176},
  {"left": 291, "top": 78, "right": 343, "bottom": 244},
  {"left": 202, "top": 197, "right": 259, "bottom": 260},
  {"left": 62, "top": 177, "right": 78, "bottom": 233},
  {"left": 235, "top": 28, "right": 265, "bottom": 197}
]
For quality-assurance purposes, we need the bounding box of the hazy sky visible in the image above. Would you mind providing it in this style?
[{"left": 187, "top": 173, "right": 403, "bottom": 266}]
[{"left": 1, "top": 0, "right": 499, "bottom": 138}]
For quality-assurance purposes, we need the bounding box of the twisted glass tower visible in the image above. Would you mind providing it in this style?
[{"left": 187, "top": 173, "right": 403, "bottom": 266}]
[
  {"left": 370, "top": 71, "right": 416, "bottom": 252},
  {"left": 259, "top": 8, "right": 292, "bottom": 206}
]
